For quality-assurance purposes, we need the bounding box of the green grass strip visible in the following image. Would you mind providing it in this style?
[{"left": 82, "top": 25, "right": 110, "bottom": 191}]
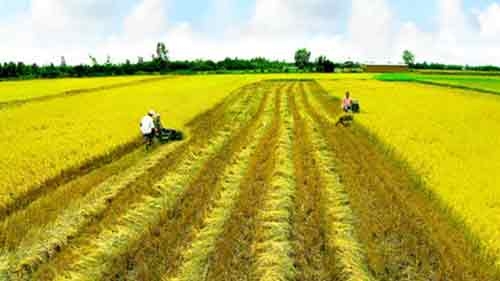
[{"left": 376, "top": 73, "right": 500, "bottom": 95}]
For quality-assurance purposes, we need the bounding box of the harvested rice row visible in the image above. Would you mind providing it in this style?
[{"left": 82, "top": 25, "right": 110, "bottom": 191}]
[
  {"left": 308, "top": 82, "right": 500, "bottom": 280},
  {"left": 0, "top": 86, "right": 260, "bottom": 280},
  {"left": 166, "top": 84, "right": 278, "bottom": 281},
  {"left": 295, "top": 82, "right": 373, "bottom": 281},
  {"left": 185, "top": 81, "right": 260, "bottom": 132},
  {"left": 47, "top": 88, "right": 266, "bottom": 281},
  {"left": 0, "top": 79, "right": 252, "bottom": 246},
  {"left": 35, "top": 85, "right": 267, "bottom": 281},
  {"left": 202, "top": 84, "right": 284, "bottom": 281},
  {"left": 1, "top": 140, "right": 183, "bottom": 276},
  {"left": 113, "top": 83, "right": 273, "bottom": 280},
  {"left": 0, "top": 78, "right": 250, "bottom": 228},
  {"left": 251, "top": 83, "right": 297, "bottom": 281},
  {"left": 287, "top": 86, "right": 336, "bottom": 280},
  {"left": 301, "top": 82, "right": 342, "bottom": 125}
]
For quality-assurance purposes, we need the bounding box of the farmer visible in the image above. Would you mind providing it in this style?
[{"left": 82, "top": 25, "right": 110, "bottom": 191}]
[
  {"left": 341, "top": 91, "right": 353, "bottom": 112},
  {"left": 140, "top": 110, "right": 156, "bottom": 149}
]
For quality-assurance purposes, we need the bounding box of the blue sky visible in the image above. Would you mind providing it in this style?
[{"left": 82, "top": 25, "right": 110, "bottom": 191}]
[{"left": 1, "top": 0, "right": 500, "bottom": 65}]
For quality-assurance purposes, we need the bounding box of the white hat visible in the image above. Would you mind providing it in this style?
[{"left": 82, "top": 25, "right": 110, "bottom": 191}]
[{"left": 148, "top": 110, "right": 155, "bottom": 116}]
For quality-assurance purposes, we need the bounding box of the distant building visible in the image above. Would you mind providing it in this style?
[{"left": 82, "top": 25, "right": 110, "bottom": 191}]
[{"left": 364, "top": 64, "right": 409, "bottom": 73}]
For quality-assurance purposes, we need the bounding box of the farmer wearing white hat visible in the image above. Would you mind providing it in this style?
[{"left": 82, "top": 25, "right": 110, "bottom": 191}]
[{"left": 140, "top": 110, "right": 156, "bottom": 149}]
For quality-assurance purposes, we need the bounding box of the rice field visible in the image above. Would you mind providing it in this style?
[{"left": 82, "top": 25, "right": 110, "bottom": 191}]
[
  {"left": 0, "top": 75, "right": 499, "bottom": 281},
  {"left": 0, "top": 75, "right": 166, "bottom": 105},
  {"left": 0, "top": 75, "right": 263, "bottom": 218},
  {"left": 320, "top": 78, "right": 500, "bottom": 267}
]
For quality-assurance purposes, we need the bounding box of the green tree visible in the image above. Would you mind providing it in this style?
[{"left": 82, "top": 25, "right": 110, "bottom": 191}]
[
  {"left": 155, "top": 42, "right": 169, "bottom": 72},
  {"left": 402, "top": 50, "right": 415, "bottom": 66},
  {"left": 156, "top": 42, "right": 169, "bottom": 62},
  {"left": 315, "top": 55, "right": 335, "bottom": 73},
  {"left": 88, "top": 55, "right": 98, "bottom": 66},
  {"left": 60, "top": 56, "right": 67, "bottom": 67},
  {"left": 294, "top": 48, "right": 311, "bottom": 70}
]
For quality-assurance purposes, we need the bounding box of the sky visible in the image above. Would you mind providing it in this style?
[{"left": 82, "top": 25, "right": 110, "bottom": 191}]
[{"left": 1, "top": 0, "right": 500, "bottom": 65}]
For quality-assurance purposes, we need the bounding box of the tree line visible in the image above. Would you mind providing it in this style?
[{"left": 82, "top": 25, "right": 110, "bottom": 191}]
[
  {"left": 2, "top": 45, "right": 499, "bottom": 80},
  {"left": 0, "top": 43, "right": 362, "bottom": 80},
  {"left": 402, "top": 50, "right": 500, "bottom": 71}
]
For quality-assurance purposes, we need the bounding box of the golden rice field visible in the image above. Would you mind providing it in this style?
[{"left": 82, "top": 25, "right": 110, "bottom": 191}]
[
  {"left": 0, "top": 75, "right": 163, "bottom": 104},
  {"left": 0, "top": 74, "right": 499, "bottom": 281},
  {"left": 0, "top": 75, "right": 264, "bottom": 217},
  {"left": 320, "top": 79, "right": 500, "bottom": 265}
]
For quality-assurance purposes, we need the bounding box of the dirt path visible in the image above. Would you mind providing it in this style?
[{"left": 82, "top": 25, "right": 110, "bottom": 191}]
[{"left": 301, "top": 80, "right": 500, "bottom": 281}]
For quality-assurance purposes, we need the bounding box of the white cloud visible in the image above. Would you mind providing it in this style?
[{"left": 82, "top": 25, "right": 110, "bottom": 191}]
[
  {"left": 477, "top": 3, "right": 500, "bottom": 39},
  {"left": 438, "top": 0, "right": 469, "bottom": 41},
  {"left": 123, "top": 0, "right": 168, "bottom": 38},
  {"left": 0, "top": 0, "right": 124, "bottom": 64},
  {"left": 30, "top": 0, "right": 119, "bottom": 44},
  {"left": 3, "top": 0, "right": 500, "bottom": 65},
  {"left": 196, "top": 0, "right": 350, "bottom": 61},
  {"left": 348, "top": 0, "right": 394, "bottom": 62},
  {"left": 91, "top": 0, "right": 170, "bottom": 64},
  {"left": 249, "top": 0, "right": 346, "bottom": 37}
]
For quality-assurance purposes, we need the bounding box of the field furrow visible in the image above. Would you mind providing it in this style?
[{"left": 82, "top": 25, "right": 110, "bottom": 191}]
[
  {"left": 164, "top": 83, "right": 278, "bottom": 281},
  {"left": 203, "top": 84, "right": 284, "bottom": 281},
  {"left": 295, "top": 82, "right": 372, "bottom": 281},
  {"left": 0, "top": 82, "right": 261, "bottom": 280},
  {"left": 302, "top": 81, "right": 500, "bottom": 280},
  {"left": 287, "top": 84, "right": 336, "bottom": 281}
]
